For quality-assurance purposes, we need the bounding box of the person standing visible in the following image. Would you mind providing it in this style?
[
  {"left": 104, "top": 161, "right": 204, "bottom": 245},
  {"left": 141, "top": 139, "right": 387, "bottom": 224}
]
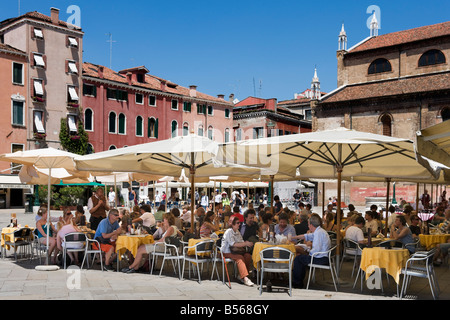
[
  {"left": 108, "top": 187, "right": 116, "bottom": 208},
  {"left": 128, "top": 187, "right": 137, "bottom": 208},
  {"left": 87, "top": 187, "right": 110, "bottom": 231},
  {"left": 293, "top": 189, "right": 301, "bottom": 211},
  {"left": 154, "top": 191, "right": 161, "bottom": 209},
  {"left": 421, "top": 189, "right": 431, "bottom": 210},
  {"left": 200, "top": 191, "right": 209, "bottom": 210}
]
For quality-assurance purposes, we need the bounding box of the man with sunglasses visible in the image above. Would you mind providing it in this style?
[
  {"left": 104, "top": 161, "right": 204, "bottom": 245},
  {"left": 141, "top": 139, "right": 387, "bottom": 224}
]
[{"left": 94, "top": 209, "right": 122, "bottom": 271}]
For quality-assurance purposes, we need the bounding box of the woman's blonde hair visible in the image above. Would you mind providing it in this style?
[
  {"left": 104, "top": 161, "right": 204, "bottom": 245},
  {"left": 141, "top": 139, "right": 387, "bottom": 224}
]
[{"left": 164, "top": 213, "right": 175, "bottom": 226}]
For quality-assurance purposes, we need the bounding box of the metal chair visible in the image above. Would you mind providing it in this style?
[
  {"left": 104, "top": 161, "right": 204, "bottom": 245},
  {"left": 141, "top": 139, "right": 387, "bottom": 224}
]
[
  {"left": 181, "top": 239, "right": 215, "bottom": 284},
  {"left": 81, "top": 238, "right": 103, "bottom": 271},
  {"left": 62, "top": 232, "right": 87, "bottom": 269},
  {"left": 400, "top": 248, "right": 439, "bottom": 300},
  {"left": 306, "top": 245, "right": 339, "bottom": 291},
  {"left": 32, "top": 229, "right": 47, "bottom": 264},
  {"left": 210, "top": 245, "right": 237, "bottom": 286},
  {"left": 150, "top": 237, "right": 183, "bottom": 279},
  {"left": 259, "top": 247, "right": 294, "bottom": 296},
  {"left": 339, "top": 238, "right": 363, "bottom": 278},
  {"left": 2, "top": 228, "right": 33, "bottom": 261}
]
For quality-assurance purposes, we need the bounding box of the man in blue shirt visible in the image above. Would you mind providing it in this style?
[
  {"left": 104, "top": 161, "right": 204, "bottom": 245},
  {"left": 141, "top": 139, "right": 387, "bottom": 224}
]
[
  {"left": 94, "top": 209, "right": 121, "bottom": 271},
  {"left": 292, "top": 213, "right": 331, "bottom": 288},
  {"left": 274, "top": 212, "right": 296, "bottom": 239}
]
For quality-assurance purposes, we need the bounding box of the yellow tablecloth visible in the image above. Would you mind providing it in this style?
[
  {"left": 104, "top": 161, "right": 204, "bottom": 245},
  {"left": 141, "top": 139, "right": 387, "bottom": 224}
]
[
  {"left": 115, "top": 234, "right": 154, "bottom": 260},
  {"left": 1, "top": 227, "right": 34, "bottom": 250},
  {"left": 360, "top": 247, "right": 410, "bottom": 284},
  {"left": 419, "top": 234, "right": 450, "bottom": 250},
  {"left": 252, "top": 242, "right": 296, "bottom": 269}
]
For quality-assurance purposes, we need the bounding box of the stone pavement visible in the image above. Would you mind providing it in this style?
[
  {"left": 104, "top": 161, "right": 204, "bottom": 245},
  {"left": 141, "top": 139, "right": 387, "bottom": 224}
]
[{"left": 0, "top": 208, "right": 449, "bottom": 302}]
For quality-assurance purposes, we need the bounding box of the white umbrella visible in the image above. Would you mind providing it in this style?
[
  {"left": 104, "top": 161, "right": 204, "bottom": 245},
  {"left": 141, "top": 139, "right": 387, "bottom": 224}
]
[
  {"left": 229, "top": 127, "right": 440, "bottom": 274},
  {"left": 75, "top": 134, "right": 263, "bottom": 231},
  {"left": 0, "top": 147, "right": 82, "bottom": 269},
  {"left": 416, "top": 119, "right": 450, "bottom": 168}
]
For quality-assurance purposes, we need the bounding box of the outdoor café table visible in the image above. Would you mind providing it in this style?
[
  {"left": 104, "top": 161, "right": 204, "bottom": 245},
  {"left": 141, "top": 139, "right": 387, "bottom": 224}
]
[
  {"left": 1, "top": 226, "right": 33, "bottom": 250},
  {"left": 187, "top": 237, "right": 217, "bottom": 256},
  {"left": 359, "top": 247, "right": 410, "bottom": 284},
  {"left": 419, "top": 234, "right": 450, "bottom": 250},
  {"left": 252, "top": 242, "right": 296, "bottom": 269},
  {"left": 115, "top": 234, "right": 154, "bottom": 263}
]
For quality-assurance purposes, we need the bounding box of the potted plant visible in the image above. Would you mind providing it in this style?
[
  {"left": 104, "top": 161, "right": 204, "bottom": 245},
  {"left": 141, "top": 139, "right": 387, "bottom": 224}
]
[{"left": 34, "top": 132, "right": 47, "bottom": 140}]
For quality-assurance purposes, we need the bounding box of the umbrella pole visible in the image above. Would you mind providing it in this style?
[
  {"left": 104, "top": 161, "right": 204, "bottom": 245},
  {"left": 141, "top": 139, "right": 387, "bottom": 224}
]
[
  {"left": 384, "top": 178, "right": 391, "bottom": 236},
  {"left": 190, "top": 162, "right": 195, "bottom": 234},
  {"left": 336, "top": 166, "right": 342, "bottom": 276},
  {"left": 270, "top": 175, "right": 274, "bottom": 215},
  {"left": 165, "top": 181, "right": 168, "bottom": 213},
  {"left": 322, "top": 182, "right": 325, "bottom": 218},
  {"left": 46, "top": 167, "right": 51, "bottom": 266},
  {"left": 416, "top": 183, "right": 420, "bottom": 212}
]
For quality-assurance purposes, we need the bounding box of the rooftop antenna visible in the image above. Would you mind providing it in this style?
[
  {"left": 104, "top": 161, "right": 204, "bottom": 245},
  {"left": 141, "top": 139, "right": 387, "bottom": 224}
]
[
  {"left": 259, "top": 79, "right": 262, "bottom": 97},
  {"left": 106, "top": 33, "right": 116, "bottom": 69}
]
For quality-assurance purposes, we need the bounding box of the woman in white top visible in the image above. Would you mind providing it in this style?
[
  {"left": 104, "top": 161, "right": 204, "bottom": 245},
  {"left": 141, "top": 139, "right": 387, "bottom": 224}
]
[
  {"left": 122, "top": 213, "right": 182, "bottom": 273},
  {"left": 221, "top": 217, "right": 254, "bottom": 286},
  {"left": 56, "top": 220, "right": 83, "bottom": 265}
]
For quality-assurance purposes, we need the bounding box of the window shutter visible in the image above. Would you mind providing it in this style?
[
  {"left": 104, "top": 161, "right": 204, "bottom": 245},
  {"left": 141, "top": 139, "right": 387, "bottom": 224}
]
[{"left": 155, "top": 118, "right": 159, "bottom": 138}]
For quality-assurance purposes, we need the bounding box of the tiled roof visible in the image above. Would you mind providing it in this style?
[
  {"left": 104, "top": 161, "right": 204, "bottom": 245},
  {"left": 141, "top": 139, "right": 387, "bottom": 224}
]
[
  {"left": 320, "top": 71, "right": 450, "bottom": 104},
  {"left": 349, "top": 21, "right": 450, "bottom": 54},
  {"left": 0, "top": 11, "right": 82, "bottom": 31},
  {"left": 234, "top": 97, "right": 269, "bottom": 107},
  {"left": 82, "top": 62, "right": 232, "bottom": 105},
  {"left": 0, "top": 43, "right": 26, "bottom": 56},
  {"left": 278, "top": 97, "right": 311, "bottom": 105}
]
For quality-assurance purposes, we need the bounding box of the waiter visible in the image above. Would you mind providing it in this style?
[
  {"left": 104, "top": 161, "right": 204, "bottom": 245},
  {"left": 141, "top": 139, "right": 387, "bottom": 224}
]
[{"left": 87, "top": 187, "right": 110, "bottom": 230}]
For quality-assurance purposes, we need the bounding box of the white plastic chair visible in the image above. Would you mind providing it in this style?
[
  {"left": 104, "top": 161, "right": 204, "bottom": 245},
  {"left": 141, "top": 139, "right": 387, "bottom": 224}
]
[
  {"left": 150, "top": 238, "right": 183, "bottom": 279},
  {"left": 259, "top": 246, "right": 294, "bottom": 296},
  {"left": 306, "top": 245, "right": 339, "bottom": 291},
  {"left": 339, "top": 239, "right": 363, "bottom": 278},
  {"left": 400, "top": 248, "right": 439, "bottom": 300},
  {"left": 81, "top": 238, "right": 103, "bottom": 271}
]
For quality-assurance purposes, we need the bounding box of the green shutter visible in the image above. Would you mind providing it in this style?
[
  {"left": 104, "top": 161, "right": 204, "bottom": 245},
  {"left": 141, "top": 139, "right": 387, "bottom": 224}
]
[
  {"left": 136, "top": 117, "right": 143, "bottom": 136},
  {"left": 155, "top": 118, "right": 158, "bottom": 138},
  {"left": 119, "top": 114, "right": 125, "bottom": 134}
]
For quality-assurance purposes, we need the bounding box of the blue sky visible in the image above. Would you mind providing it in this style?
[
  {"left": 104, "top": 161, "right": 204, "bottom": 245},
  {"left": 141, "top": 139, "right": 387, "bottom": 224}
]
[{"left": 2, "top": 0, "right": 449, "bottom": 102}]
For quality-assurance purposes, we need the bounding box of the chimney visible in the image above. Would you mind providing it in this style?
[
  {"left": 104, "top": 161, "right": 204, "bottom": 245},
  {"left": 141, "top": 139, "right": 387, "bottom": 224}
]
[
  {"left": 217, "top": 94, "right": 225, "bottom": 100},
  {"left": 126, "top": 72, "right": 132, "bottom": 85},
  {"left": 98, "top": 65, "right": 104, "bottom": 79},
  {"left": 160, "top": 79, "right": 166, "bottom": 91},
  {"left": 189, "top": 85, "right": 197, "bottom": 97},
  {"left": 229, "top": 93, "right": 235, "bottom": 103},
  {"left": 50, "top": 8, "right": 60, "bottom": 25}
]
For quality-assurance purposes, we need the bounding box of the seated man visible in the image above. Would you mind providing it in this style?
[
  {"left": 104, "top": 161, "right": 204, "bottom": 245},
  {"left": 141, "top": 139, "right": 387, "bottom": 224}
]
[
  {"left": 239, "top": 209, "right": 260, "bottom": 243},
  {"left": 344, "top": 216, "right": 366, "bottom": 254},
  {"left": 291, "top": 214, "right": 331, "bottom": 289},
  {"left": 132, "top": 204, "right": 156, "bottom": 234},
  {"left": 93, "top": 209, "right": 122, "bottom": 271},
  {"left": 274, "top": 212, "right": 296, "bottom": 240},
  {"left": 294, "top": 212, "right": 309, "bottom": 236}
]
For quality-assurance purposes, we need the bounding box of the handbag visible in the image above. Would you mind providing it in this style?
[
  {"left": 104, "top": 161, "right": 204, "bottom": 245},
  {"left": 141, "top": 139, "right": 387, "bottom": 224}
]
[{"left": 230, "top": 245, "right": 251, "bottom": 255}]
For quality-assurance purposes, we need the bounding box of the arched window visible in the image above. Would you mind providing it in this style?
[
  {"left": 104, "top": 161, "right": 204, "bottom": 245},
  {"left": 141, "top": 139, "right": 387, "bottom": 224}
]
[
  {"left": 442, "top": 108, "right": 450, "bottom": 122},
  {"left": 86, "top": 143, "right": 94, "bottom": 154},
  {"left": 224, "top": 128, "right": 230, "bottom": 143},
  {"left": 198, "top": 125, "right": 204, "bottom": 136},
  {"left": 183, "top": 122, "right": 189, "bottom": 136},
  {"left": 136, "top": 116, "right": 143, "bottom": 136},
  {"left": 380, "top": 114, "right": 392, "bottom": 136},
  {"left": 207, "top": 125, "right": 213, "bottom": 140},
  {"left": 225, "top": 108, "right": 230, "bottom": 118},
  {"left": 148, "top": 117, "right": 158, "bottom": 138},
  {"left": 368, "top": 58, "right": 392, "bottom": 74},
  {"left": 108, "top": 112, "right": 116, "bottom": 133},
  {"left": 109, "top": 145, "right": 116, "bottom": 150},
  {"left": 419, "top": 49, "right": 446, "bottom": 67},
  {"left": 84, "top": 108, "right": 93, "bottom": 131},
  {"left": 171, "top": 120, "right": 178, "bottom": 138},
  {"left": 118, "top": 113, "right": 126, "bottom": 134}
]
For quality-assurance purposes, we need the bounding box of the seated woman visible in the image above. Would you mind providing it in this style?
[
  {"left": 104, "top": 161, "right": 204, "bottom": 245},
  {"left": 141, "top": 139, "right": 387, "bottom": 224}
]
[
  {"left": 154, "top": 204, "right": 166, "bottom": 223},
  {"left": 323, "top": 212, "right": 337, "bottom": 232},
  {"left": 36, "top": 207, "right": 59, "bottom": 264},
  {"left": 259, "top": 212, "right": 274, "bottom": 239},
  {"left": 390, "top": 215, "right": 415, "bottom": 253},
  {"left": 56, "top": 219, "right": 83, "bottom": 265},
  {"left": 74, "top": 205, "right": 86, "bottom": 226},
  {"left": 57, "top": 208, "right": 75, "bottom": 231},
  {"left": 199, "top": 211, "right": 219, "bottom": 238},
  {"left": 364, "top": 211, "right": 379, "bottom": 236},
  {"left": 221, "top": 217, "right": 254, "bottom": 287},
  {"left": 121, "top": 213, "right": 182, "bottom": 273}
]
